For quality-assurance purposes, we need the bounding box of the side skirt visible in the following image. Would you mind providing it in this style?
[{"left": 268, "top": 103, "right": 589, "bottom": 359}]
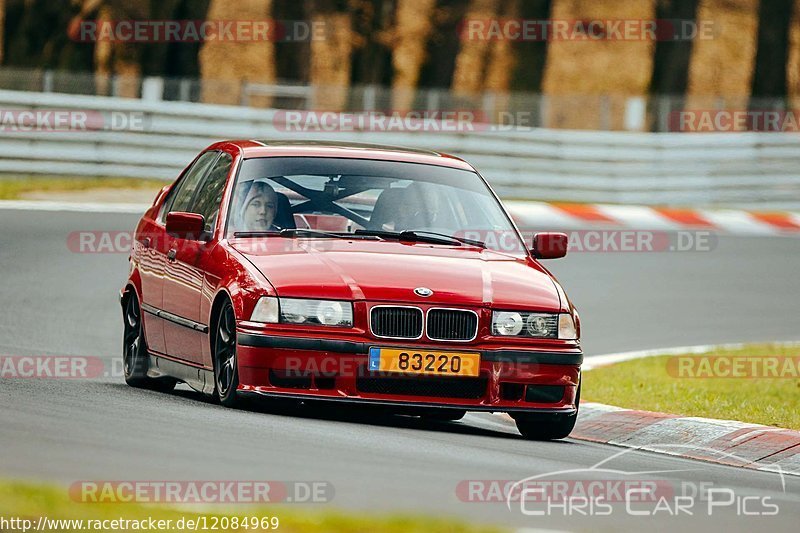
[{"left": 146, "top": 352, "right": 215, "bottom": 395}]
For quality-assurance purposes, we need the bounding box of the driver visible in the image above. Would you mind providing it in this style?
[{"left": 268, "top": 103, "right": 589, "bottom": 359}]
[{"left": 233, "top": 181, "right": 279, "bottom": 232}]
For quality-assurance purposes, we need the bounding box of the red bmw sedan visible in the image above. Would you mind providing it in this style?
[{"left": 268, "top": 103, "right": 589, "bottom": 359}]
[{"left": 121, "top": 140, "right": 582, "bottom": 440}]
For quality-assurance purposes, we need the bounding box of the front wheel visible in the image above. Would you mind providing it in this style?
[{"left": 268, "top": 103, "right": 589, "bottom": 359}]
[{"left": 214, "top": 301, "right": 241, "bottom": 408}]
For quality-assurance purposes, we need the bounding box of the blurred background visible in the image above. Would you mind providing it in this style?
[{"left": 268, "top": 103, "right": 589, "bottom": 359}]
[
  {"left": 1, "top": 0, "right": 798, "bottom": 127},
  {"left": 0, "top": 6, "right": 799, "bottom": 528},
  {"left": 0, "top": 0, "right": 798, "bottom": 206}
]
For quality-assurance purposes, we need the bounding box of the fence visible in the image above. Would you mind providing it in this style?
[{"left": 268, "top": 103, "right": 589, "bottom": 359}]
[
  {"left": 0, "top": 88, "right": 798, "bottom": 209},
  {"left": 1, "top": 68, "right": 797, "bottom": 132}
]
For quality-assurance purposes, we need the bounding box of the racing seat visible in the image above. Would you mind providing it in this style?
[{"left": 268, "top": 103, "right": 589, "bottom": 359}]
[
  {"left": 368, "top": 188, "right": 406, "bottom": 230},
  {"left": 273, "top": 192, "right": 296, "bottom": 230}
]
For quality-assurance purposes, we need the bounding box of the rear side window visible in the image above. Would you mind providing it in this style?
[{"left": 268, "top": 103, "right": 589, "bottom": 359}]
[
  {"left": 191, "top": 152, "right": 233, "bottom": 233},
  {"left": 161, "top": 151, "right": 218, "bottom": 218}
]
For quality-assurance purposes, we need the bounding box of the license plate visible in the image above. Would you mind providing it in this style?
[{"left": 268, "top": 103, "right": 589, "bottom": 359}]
[{"left": 368, "top": 347, "right": 481, "bottom": 377}]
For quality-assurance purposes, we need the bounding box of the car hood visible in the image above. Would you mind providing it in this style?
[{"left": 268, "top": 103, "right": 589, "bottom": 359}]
[{"left": 230, "top": 239, "right": 562, "bottom": 310}]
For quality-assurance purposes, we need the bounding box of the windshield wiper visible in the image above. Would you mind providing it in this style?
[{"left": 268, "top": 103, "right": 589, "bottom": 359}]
[
  {"left": 353, "top": 229, "right": 485, "bottom": 248},
  {"left": 232, "top": 230, "right": 281, "bottom": 238},
  {"left": 235, "top": 228, "right": 386, "bottom": 241},
  {"left": 406, "top": 230, "right": 486, "bottom": 248},
  {"left": 279, "top": 228, "right": 352, "bottom": 239},
  {"left": 234, "top": 228, "right": 484, "bottom": 247},
  {"left": 232, "top": 229, "right": 347, "bottom": 239}
]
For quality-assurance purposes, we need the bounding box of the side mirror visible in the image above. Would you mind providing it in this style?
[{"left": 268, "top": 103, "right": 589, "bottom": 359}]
[
  {"left": 532, "top": 232, "right": 568, "bottom": 259},
  {"left": 166, "top": 212, "right": 206, "bottom": 241}
]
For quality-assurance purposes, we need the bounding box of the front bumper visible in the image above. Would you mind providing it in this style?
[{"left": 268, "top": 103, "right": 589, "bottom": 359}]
[{"left": 236, "top": 333, "right": 581, "bottom": 414}]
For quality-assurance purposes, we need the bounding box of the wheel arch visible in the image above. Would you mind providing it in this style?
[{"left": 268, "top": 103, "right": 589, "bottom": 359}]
[
  {"left": 208, "top": 288, "right": 235, "bottom": 358},
  {"left": 121, "top": 268, "right": 143, "bottom": 308}
]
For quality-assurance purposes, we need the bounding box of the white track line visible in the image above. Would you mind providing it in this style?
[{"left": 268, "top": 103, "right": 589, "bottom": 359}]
[
  {"left": 0, "top": 200, "right": 149, "bottom": 213},
  {"left": 582, "top": 340, "right": 800, "bottom": 370}
]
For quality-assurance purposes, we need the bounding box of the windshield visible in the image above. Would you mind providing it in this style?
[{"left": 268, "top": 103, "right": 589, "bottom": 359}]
[{"left": 226, "top": 157, "right": 525, "bottom": 254}]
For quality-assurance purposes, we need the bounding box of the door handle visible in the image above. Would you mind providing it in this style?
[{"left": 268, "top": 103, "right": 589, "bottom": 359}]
[
  {"left": 167, "top": 249, "right": 177, "bottom": 261},
  {"left": 142, "top": 237, "right": 151, "bottom": 249}
]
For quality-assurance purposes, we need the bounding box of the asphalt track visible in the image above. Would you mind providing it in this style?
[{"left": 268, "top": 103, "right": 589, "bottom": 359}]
[{"left": 1, "top": 209, "right": 799, "bottom": 531}]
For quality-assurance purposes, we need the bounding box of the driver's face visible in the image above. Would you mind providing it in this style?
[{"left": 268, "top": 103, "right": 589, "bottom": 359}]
[{"left": 243, "top": 192, "right": 277, "bottom": 231}]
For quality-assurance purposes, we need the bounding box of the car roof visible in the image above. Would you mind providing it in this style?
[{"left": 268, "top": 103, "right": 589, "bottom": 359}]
[{"left": 206, "top": 140, "right": 475, "bottom": 171}]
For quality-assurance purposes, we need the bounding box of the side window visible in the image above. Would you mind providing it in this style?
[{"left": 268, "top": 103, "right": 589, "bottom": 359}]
[
  {"left": 161, "top": 151, "right": 218, "bottom": 220},
  {"left": 190, "top": 152, "right": 233, "bottom": 233}
]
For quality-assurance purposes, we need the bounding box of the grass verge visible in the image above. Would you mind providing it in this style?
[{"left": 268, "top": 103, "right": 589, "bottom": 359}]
[
  {"left": 0, "top": 480, "right": 502, "bottom": 533},
  {"left": 582, "top": 343, "right": 800, "bottom": 430},
  {"left": 0, "top": 177, "right": 166, "bottom": 200}
]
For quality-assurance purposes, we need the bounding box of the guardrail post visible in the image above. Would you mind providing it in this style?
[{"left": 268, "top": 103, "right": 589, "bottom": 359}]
[
  {"left": 240, "top": 82, "right": 249, "bottom": 107},
  {"left": 362, "top": 85, "right": 376, "bottom": 111},
  {"left": 141, "top": 77, "right": 164, "bottom": 102},
  {"left": 624, "top": 97, "right": 645, "bottom": 131},
  {"left": 600, "top": 95, "right": 611, "bottom": 130},
  {"left": 482, "top": 92, "right": 496, "bottom": 123},
  {"left": 426, "top": 89, "right": 440, "bottom": 111},
  {"left": 657, "top": 96, "right": 671, "bottom": 132},
  {"left": 42, "top": 70, "right": 54, "bottom": 93},
  {"left": 178, "top": 79, "right": 191, "bottom": 102},
  {"left": 538, "top": 94, "right": 549, "bottom": 128}
]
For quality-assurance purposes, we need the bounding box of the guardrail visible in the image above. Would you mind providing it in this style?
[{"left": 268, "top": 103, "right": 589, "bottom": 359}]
[{"left": 1, "top": 89, "right": 798, "bottom": 208}]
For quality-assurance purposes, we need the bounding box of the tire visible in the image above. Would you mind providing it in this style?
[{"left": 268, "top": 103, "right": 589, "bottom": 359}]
[
  {"left": 122, "top": 291, "right": 176, "bottom": 392},
  {"left": 213, "top": 300, "right": 241, "bottom": 408},
  {"left": 420, "top": 409, "right": 467, "bottom": 422},
  {"left": 514, "top": 384, "right": 580, "bottom": 441}
]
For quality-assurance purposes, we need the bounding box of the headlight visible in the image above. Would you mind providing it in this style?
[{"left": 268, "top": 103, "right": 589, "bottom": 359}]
[
  {"left": 492, "top": 311, "right": 576, "bottom": 339},
  {"left": 250, "top": 297, "right": 279, "bottom": 323},
  {"left": 279, "top": 298, "right": 353, "bottom": 327},
  {"left": 493, "top": 312, "right": 524, "bottom": 336},
  {"left": 250, "top": 297, "right": 353, "bottom": 326}
]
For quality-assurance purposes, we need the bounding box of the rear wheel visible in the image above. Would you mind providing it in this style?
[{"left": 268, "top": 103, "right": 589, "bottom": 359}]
[
  {"left": 214, "top": 301, "right": 241, "bottom": 408},
  {"left": 514, "top": 384, "right": 580, "bottom": 440},
  {"left": 122, "top": 291, "right": 175, "bottom": 392}
]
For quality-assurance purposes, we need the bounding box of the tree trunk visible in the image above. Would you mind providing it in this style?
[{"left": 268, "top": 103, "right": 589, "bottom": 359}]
[
  {"left": 418, "top": 0, "right": 470, "bottom": 89},
  {"left": 391, "top": 0, "right": 436, "bottom": 110},
  {"left": 685, "top": 0, "right": 759, "bottom": 114},
  {"left": 350, "top": 0, "right": 394, "bottom": 87},
  {"left": 0, "top": 0, "right": 5, "bottom": 65},
  {"left": 198, "top": 0, "right": 275, "bottom": 107},
  {"left": 647, "top": 0, "right": 700, "bottom": 130},
  {"left": 484, "top": 0, "right": 517, "bottom": 93},
  {"left": 272, "top": 0, "right": 311, "bottom": 83},
  {"left": 510, "top": 0, "right": 551, "bottom": 92},
  {"left": 141, "top": 0, "right": 210, "bottom": 80},
  {"left": 309, "top": 4, "right": 354, "bottom": 111},
  {"left": 750, "top": 0, "right": 794, "bottom": 105},
  {"left": 451, "top": 0, "right": 500, "bottom": 96}
]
